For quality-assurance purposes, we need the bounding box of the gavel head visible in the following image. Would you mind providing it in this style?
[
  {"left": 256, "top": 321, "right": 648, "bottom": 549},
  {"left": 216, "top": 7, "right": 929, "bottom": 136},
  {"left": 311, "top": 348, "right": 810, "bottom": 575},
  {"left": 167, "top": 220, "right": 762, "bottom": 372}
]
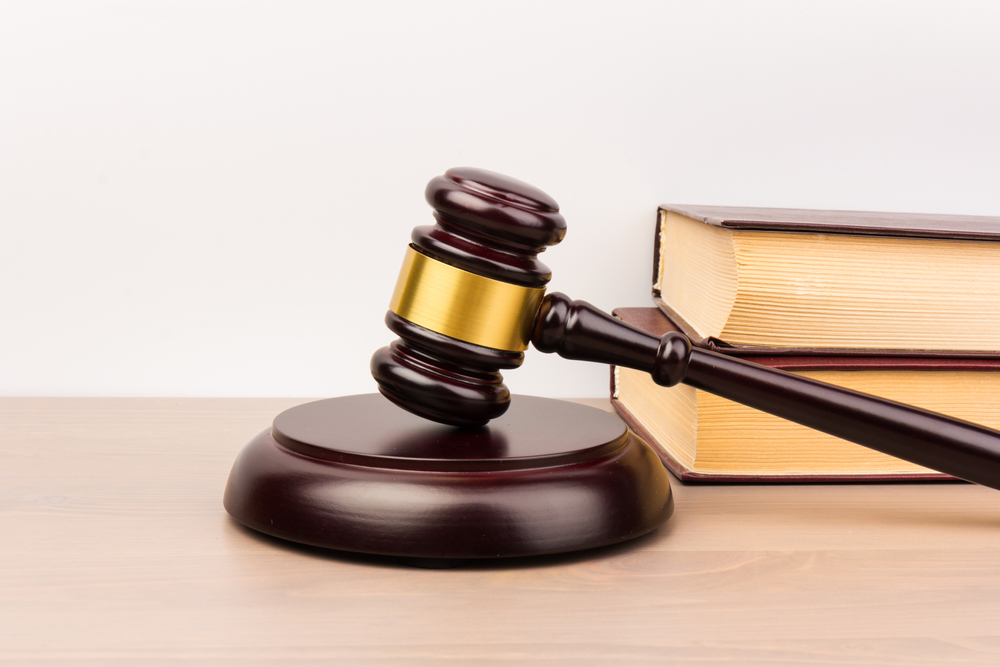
[{"left": 370, "top": 168, "right": 566, "bottom": 426}]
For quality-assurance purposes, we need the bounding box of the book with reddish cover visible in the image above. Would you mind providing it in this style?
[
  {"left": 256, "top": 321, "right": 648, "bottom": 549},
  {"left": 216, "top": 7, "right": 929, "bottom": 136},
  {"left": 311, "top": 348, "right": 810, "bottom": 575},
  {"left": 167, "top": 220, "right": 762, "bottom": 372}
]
[
  {"left": 610, "top": 307, "right": 1000, "bottom": 483},
  {"left": 652, "top": 204, "right": 1000, "bottom": 358}
]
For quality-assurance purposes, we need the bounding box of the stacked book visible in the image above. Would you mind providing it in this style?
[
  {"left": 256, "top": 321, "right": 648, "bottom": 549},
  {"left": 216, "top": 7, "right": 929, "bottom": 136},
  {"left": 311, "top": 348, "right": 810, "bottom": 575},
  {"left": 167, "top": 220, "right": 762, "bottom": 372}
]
[{"left": 611, "top": 205, "right": 1000, "bottom": 481}]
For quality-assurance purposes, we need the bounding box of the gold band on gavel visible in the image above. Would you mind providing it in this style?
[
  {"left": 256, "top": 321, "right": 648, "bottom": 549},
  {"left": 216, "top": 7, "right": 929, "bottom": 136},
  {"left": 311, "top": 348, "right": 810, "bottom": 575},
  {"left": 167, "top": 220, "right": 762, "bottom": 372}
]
[{"left": 388, "top": 247, "right": 546, "bottom": 352}]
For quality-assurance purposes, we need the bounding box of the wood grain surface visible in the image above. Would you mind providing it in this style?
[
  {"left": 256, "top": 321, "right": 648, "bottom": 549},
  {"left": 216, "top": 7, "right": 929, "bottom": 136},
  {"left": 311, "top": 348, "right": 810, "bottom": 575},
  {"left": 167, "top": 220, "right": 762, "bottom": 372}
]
[{"left": 3, "top": 397, "right": 1000, "bottom": 665}]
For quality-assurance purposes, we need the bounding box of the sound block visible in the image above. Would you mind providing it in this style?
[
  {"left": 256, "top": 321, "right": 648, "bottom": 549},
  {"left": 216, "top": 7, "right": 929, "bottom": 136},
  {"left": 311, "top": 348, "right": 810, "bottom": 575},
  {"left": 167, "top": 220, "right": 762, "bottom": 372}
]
[{"left": 224, "top": 394, "right": 673, "bottom": 559}]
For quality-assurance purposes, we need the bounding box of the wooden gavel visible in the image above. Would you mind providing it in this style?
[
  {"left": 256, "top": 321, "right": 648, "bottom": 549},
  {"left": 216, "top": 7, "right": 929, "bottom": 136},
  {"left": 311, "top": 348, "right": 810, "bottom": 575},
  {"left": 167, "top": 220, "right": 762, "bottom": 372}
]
[{"left": 371, "top": 167, "right": 1000, "bottom": 490}]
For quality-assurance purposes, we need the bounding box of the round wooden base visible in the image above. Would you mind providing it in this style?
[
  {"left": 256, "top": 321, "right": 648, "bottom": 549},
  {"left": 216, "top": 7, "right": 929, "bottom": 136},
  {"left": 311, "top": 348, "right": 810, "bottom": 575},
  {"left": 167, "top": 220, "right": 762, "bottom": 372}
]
[{"left": 224, "top": 394, "right": 673, "bottom": 559}]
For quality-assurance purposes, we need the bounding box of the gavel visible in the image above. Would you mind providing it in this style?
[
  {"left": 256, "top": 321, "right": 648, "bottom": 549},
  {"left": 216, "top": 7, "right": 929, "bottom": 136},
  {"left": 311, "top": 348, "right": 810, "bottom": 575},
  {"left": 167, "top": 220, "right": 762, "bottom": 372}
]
[{"left": 371, "top": 167, "right": 1000, "bottom": 490}]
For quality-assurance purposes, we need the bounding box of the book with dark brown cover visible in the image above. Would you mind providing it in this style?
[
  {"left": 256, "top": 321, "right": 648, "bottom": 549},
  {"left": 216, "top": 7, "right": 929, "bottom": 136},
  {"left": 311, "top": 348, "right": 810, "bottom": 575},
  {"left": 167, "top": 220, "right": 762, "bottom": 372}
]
[
  {"left": 610, "top": 307, "right": 1000, "bottom": 483},
  {"left": 660, "top": 204, "right": 1000, "bottom": 240},
  {"left": 651, "top": 205, "right": 1000, "bottom": 358}
]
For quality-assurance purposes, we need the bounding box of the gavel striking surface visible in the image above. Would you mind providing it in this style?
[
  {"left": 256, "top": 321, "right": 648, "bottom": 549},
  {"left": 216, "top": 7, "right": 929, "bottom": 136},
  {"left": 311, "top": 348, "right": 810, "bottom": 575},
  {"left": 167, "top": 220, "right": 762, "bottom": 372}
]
[
  {"left": 224, "top": 394, "right": 674, "bottom": 559},
  {"left": 371, "top": 167, "right": 567, "bottom": 426}
]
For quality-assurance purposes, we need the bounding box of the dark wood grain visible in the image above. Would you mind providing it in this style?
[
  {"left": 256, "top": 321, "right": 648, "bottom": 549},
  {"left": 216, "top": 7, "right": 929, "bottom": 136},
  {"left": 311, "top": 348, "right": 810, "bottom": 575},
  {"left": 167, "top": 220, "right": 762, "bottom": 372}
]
[
  {"left": 371, "top": 311, "right": 521, "bottom": 426},
  {"left": 419, "top": 167, "right": 566, "bottom": 286},
  {"left": 682, "top": 350, "right": 1000, "bottom": 489},
  {"left": 372, "top": 168, "right": 566, "bottom": 426},
  {"left": 224, "top": 394, "right": 673, "bottom": 558},
  {"left": 372, "top": 168, "right": 1000, "bottom": 492},
  {"left": 533, "top": 292, "right": 1000, "bottom": 490}
]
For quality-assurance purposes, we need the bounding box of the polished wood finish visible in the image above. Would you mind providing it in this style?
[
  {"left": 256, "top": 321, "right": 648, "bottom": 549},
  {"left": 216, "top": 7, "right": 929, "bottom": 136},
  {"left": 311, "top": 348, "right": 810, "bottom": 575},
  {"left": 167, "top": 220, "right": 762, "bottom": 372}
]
[
  {"left": 6, "top": 397, "right": 1000, "bottom": 664},
  {"left": 419, "top": 167, "right": 566, "bottom": 287},
  {"left": 534, "top": 292, "right": 1000, "bottom": 490},
  {"left": 372, "top": 311, "right": 521, "bottom": 426},
  {"left": 224, "top": 394, "right": 673, "bottom": 558},
  {"left": 373, "top": 168, "right": 1000, "bottom": 487},
  {"left": 371, "top": 167, "right": 566, "bottom": 426}
]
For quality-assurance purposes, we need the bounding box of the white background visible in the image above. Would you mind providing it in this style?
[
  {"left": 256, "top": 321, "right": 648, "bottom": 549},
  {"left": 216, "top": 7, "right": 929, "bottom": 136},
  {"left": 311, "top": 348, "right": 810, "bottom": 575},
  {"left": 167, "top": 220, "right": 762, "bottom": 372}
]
[{"left": 3, "top": 1, "right": 999, "bottom": 398}]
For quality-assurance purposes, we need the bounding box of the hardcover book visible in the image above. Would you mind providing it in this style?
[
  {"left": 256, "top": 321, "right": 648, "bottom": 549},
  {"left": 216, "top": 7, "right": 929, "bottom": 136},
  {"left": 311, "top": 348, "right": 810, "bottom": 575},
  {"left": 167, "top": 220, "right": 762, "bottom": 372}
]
[
  {"left": 611, "top": 308, "right": 1000, "bottom": 482},
  {"left": 653, "top": 205, "right": 1000, "bottom": 356}
]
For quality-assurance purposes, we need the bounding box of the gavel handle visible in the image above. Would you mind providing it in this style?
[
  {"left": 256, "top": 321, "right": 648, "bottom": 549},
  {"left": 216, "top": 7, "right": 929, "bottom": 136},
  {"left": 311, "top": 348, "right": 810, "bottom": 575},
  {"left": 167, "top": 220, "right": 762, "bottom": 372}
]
[{"left": 532, "top": 292, "right": 1000, "bottom": 490}]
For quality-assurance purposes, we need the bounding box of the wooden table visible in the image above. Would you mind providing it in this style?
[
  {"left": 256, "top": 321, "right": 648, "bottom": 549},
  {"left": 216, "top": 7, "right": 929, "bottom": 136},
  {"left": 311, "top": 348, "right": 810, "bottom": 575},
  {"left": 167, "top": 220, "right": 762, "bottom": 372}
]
[{"left": 3, "top": 398, "right": 1000, "bottom": 665}]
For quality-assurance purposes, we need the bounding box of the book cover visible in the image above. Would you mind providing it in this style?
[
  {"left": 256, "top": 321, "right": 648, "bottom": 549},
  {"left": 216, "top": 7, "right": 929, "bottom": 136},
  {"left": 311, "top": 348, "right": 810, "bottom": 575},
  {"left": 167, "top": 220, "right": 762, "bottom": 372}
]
[
  {"left": 652, "top": 205, "right": 1000, "bottom": 357},
  {"left": 658, "top": 204, "right": 1000, "bottom": 241}
]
